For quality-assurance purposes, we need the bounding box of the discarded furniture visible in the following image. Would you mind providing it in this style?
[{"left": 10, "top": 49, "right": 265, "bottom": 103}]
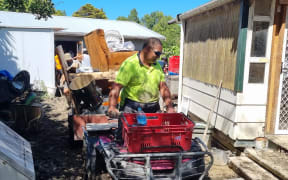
[
  {"left": 84, "top": 29, "right": 137, "bottom": 71},
  {"left": 56, "top": 45, "right": 118, "bottom": 143}
]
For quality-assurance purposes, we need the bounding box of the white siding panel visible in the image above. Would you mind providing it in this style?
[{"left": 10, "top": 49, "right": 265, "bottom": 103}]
[
  {"left": 235, "top": 105, "right": 266, "bottom": 123},
  {"left": 186, "top": 97, "right": 236, "bottom": 139},
  {"left": 237, "top": 87, "right": 268, "bottom": 105},
  {"left": 183, "top": 77, "right": 237, "bottom": 103},
  {"left": 181, "top": 78, "right": 237, "bottom": 140},
  {"left": 181, "top": 77, "right": 266, "bottom": 140},
  {"left": 182, "top": 86, "right": 236, "bottom": 120},
  {"left": 0, "top": 28, "right": 55, "bottom": 94},
  {"left": 214, "top": 115, "right": 236, "bottom": 139},
  {"left": 182, "top": 78, "right": 237, "bottom": 121},
  {"left": 235, "top": 123, "right": 265, "bottom": 140}
]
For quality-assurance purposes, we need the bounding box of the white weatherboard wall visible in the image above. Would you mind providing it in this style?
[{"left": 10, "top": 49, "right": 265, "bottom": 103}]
[
  {"left": 181, "top": 78, "right": 237, "bottom": 140},
  {"left": 181, "top": 77, "right": 266, "bottom": 141},
  {"left": 0, "top": 28, "right": 55, "bottom": 95}
]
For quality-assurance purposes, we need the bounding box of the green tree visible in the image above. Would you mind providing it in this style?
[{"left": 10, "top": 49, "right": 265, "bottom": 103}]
[
  {"left": 128, "top": 8, "right": 140, "bottom": 23},
  {"left": 72, "top": 4, "right": 107, "bottom": 19},
  {"left": 116, "top": 16, "right": 128, "bottom": 21},
  {"left": 116, "top": 8, "right": 140, "bottom": 23},
  {"left": 4, "top": 0, "right": 27, "bottom": 12},
  {"left": 163, "top": 46, "right": 180, "bottom": 59},
  {"left": 2, "top": 0, "right": 55, "bottom": 19},
  {"left": 152, "top": 16, "right": 180, "bottom": 48},
  {"left": 53, "top": 9, "right": 66, "bottom": 16},
  {"left": 29, "top": 0, "right": 55, "bottom": 19},
  {"left": 0, "top": 0, "right": 6, "bottom": 11},
  {"left": 141, "top": 12, "right": 180, "bottom": 56},
  {"left": 141, "top": 11, "right": 164, "bottom": 29}
]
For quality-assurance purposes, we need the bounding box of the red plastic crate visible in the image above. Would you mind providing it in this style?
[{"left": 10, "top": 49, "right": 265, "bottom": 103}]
[
  {"left": 121, "top": 113, "right": 195, "bottom": 153},
  {"left": 168, "top": 56, "right": 180, "bottom": 74}
]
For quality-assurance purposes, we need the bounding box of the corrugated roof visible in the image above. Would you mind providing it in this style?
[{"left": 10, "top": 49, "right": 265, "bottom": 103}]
[{"left": 0, "top": 11, "right": 165, "bottom": 40}]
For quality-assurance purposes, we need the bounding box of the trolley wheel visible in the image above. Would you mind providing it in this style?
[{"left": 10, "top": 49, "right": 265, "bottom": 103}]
[{"left": 190, "top": 139, "right": 206, "bottom": 179}]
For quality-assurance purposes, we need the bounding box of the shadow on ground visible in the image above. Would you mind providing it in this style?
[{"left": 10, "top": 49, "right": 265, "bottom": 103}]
[{"left": 23, "top": 96, "right": 85, "bottom": 180}]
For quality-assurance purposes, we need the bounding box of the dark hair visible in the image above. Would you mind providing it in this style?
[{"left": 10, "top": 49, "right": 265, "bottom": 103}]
[{"left": 142, "top": 38, "right": 162, "bottom": 49}]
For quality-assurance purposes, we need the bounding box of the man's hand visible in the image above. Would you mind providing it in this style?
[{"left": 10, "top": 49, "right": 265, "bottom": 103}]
[
  {"left": 160, "top": 82, "right": 175, "bottom": 113},
  {"left": 108, "top": 83, "right": 123, "bottom": 118},
  {"left": 108, "top": 106, "right": 120, "bottom": 118},
  {"left": 166, "top": 106, "right": 176, "bottom": 113}
]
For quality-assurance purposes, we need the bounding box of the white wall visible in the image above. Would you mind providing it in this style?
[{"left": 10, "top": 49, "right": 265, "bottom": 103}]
[
  {"left": 180, "top": 78, "right": 266, "bottom": 140},
  {"left": 181, "top": 77, "right": 238, "bottom": 139},
  {"left": 0, "top": 28, "right": 55, "bottom": 95}
]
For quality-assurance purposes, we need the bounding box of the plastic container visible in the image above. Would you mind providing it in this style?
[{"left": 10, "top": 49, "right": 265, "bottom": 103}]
[
  {"left": 168, "top": 56, "right": 180, "bottom": 74},
  {"left": 121, "top": 113, "right": 195, "bottom": 153},
  {"left": 211, "top": 148, "right": 229, "bottom": 166},
  {"left": 136, "top": 107, "right": 147, "bottom": 126}
]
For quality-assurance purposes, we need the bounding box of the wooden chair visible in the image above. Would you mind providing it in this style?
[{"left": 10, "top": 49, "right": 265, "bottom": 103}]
[{"left": 84, "top": 29, "right": 137, "bottom": 72}]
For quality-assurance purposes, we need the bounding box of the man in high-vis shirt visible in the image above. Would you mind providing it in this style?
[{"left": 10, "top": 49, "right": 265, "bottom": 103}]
[{"left": 108, "top": 38, "right": 175, "bottom": 118}]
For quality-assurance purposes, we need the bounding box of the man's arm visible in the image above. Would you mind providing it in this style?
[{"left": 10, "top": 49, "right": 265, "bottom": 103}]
[
  {"left": 108, "top": 82, "right": 123, "bottom": 118},
  {"left": 159, "top": 81, "right": 175, "bottom": 113}
]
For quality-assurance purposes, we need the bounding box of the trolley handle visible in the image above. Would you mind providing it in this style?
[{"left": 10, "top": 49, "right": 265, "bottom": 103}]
[
  {"left": 194, "top": 137, "right": 209, "bottom": 152},
  {"left": 140, "top": 145, "right": 184, "bottom": 153}
]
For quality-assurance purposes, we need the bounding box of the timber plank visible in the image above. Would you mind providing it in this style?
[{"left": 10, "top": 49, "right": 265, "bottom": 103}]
[
  {"left": 266, "top": 1, "right": 287, "bottom": 134},
  {"left": 266, "top": 135, "right": 288, "bottom": 151},
  {"left": 69, "top": 72, "right": 116, "bottom": 90},
  {"left": 246, "top": 148, "right": 288, "bottom": 180},
  {"left": 229, "top": 156, "right": 278, "bottom": 180},
  {"left": 69, "top": 71, "right": 116, "bottom": 80}
]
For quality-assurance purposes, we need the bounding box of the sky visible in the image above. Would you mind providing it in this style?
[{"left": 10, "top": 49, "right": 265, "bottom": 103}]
[{"left": 53, "top": 0, "right": 212, "bottom": 20}]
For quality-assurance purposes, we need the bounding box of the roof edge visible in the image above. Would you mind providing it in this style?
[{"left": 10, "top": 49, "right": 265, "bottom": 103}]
[
  {"left": 0, "top": 25, "right": 64, "bottom": 30},
  {"left": 124, "top": 35, "right": 165, "bottom": 40},
  {"left": 169, "top": 0, "right": 236, "bottom": 24}
]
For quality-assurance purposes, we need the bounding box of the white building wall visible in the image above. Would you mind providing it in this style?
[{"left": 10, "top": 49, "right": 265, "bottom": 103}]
[
  {"left": 181, "top": 77, "right": 237, "bottom": 140},
  {"left": 180, "top": 77, "right": 266, "bottom": 140},
  {"left": 177, "top": 0, "right": 275, "bottom": 142},
  {"left": 0, "top": 28, "right": 55, "bottom": 95}
]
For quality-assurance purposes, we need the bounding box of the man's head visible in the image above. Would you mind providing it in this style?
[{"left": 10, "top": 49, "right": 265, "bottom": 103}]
[{"left": 142, "top": 38, "right": 163, "bottom": 64}]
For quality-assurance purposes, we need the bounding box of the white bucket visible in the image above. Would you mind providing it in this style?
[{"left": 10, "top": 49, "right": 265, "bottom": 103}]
[
  {"left": 211, "top": 148, "right": 229, "bottom": 166},
  {"left": 255, "top": 137, "right": 267, "bottom": 149}
]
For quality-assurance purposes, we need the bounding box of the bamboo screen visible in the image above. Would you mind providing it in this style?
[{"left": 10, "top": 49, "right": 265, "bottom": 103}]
[{"left": 183, "top": 1, "right": 241, "bottom": 90}]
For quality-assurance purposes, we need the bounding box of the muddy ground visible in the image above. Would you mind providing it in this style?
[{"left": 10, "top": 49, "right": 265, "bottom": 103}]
[{"left": 14, "top": 96, "right": 239, "bottom": 180}]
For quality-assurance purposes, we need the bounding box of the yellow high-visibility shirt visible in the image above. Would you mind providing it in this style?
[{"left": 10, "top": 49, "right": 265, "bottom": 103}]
[{"left": 116, "top": 53, "right": 165, "bottom": 107}]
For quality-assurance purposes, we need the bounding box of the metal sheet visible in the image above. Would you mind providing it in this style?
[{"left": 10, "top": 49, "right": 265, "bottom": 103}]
[
  {"left": 0, "top": 121, "right": 35, "bottom": 180},
  {"left": 86, "top": 122, "right": 118, "bottom": 131}
]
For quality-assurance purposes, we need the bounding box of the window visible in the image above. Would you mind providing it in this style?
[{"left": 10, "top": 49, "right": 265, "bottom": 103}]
[
  {"left": 248, "top": 63, "right": 266, "bottom": 83},
  {"left": 247, "top": 0, "right": 273, "bottom": 84},
  {"left": 250, "top": 21, "right": 270, "bottom": 57}
]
